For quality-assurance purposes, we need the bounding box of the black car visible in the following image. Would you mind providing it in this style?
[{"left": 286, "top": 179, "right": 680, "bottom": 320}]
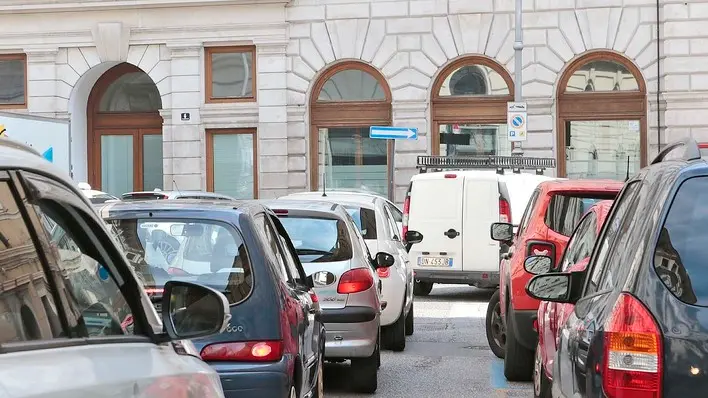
[
  {"left": 525, "top": 138, "right": 708, "bottom": 398},
  {"left": 96, "top": 200, "right": 326, "bottom": 398}
]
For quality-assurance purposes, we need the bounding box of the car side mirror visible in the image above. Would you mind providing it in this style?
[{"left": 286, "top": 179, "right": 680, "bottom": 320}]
[
  {"left": 305, "top": 274, "right": 315, "bottom": 289},
  {"left": 525, "top": 271, "right": 585, "bottom": 304},
  {"left": 404, "top": 230, "right": 423, "bottom": 244},
  {"left": 375, "top": 252, "right": 395, "bottom": 268},
  {"left": 490, "top": 222, "right": 514, "bottom": 242},
  {"left": 524, "top": 255, "right": 553, "bottom": 275},
  {"left": 160, "top": 280, "right": 231, "bottom": 340}
]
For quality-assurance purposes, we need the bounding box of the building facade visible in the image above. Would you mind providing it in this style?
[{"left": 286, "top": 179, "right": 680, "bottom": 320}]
[{"left": 0, "top": 0, "right": 703, "bottom": 202}]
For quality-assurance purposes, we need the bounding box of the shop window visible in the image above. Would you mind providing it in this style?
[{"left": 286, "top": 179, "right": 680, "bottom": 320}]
[
  {"left": 310, "top": 62, "right": 392, "bottom": 198},
  {"left": 206, "top": 46, "right": 256, "bottom": 103},
  {"left": 207, "top": 129, "right": 257, "bottom": 199},
  {"left": 0, "top": 54, "right": 26, "bottom": 108},
  {"left": 557, "top": 52, "right": 647, "bottom": 180},
  {"left": 431, "top": 56, "right": 514, "bottom": 157}
]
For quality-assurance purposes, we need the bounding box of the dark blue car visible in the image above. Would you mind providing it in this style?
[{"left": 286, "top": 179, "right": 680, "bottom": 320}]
[{"left": 97, "top": 200, "right": 326, "bottom": 398}]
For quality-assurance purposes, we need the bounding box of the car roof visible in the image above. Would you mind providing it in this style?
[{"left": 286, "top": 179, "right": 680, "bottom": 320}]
[
  {"left": 122, "top": 190, "right": 232, "bottom": 198},
  {"left": 411, "top": 169, "right": 500, "bottom": 181},
  {"left": 261, "top": 199, "right": 349, "bottom": 219},
  {"left": 280, "top": 192, "right": 378, "bottom": 210},
  {"left": 538, "top": 179, "right": 625, "bottom": 193},
  {"left": 95, "top": 198, "right": 260, "bottom": 218}
]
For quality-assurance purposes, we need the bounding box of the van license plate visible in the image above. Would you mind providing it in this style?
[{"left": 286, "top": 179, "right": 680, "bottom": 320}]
[{"left": 418, "top": 257, "right": 452, "bottom": 267}]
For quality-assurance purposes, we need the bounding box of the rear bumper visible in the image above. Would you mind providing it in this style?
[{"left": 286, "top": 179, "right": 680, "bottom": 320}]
[
  {"left": 509, "top": 308, "right": 537, "bottom": 350},
  {"left": 414, "top": 269, "right": 499, "bottom": 287},
  {"left": 320, "top": 307, "right": 378, "bottom": 359},
  {"left": 209, "top": 356, "right": 290, "bottom": 398}
]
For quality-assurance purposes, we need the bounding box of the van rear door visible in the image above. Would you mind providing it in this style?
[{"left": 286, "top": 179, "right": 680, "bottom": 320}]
[
  {"left": 461, "top": 174, "right": 499, "bottom": 272},
  {"left": 408, "top": 175, "right": 464, "bottom": 271}
]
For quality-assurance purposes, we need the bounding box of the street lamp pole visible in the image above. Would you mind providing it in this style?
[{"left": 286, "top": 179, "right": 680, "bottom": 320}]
[{"left": 512, "top": 0, "right": 524, "bottom": 156}]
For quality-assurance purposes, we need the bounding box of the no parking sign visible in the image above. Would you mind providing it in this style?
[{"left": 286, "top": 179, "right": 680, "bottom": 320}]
[{"left": 507, "top": 102, "right": 527, "bottom": 142}]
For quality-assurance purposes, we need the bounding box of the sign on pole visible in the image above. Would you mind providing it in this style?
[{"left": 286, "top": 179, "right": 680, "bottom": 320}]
[
  {"left": 507, "top": 102, "right": 527, "bottom": 142},
  {"left": 370, "top": 126, "right": 418, "bottom": 140}
]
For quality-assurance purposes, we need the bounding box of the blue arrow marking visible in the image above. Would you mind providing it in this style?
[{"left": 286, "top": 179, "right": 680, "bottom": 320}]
[
  {"left": 512, "top": 116, "right": 524, "bottom": 128},
  {"left": 369, "top": 126, "right": 418, "bottom": 140},
  {"left": 42, "top": 147, "right": 53, "bottom": 162}
]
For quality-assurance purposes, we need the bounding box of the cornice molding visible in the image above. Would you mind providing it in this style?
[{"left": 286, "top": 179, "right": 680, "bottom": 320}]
[
  {"left": 23, "top": 47, "right": 59, "bottom": 62},
  {"left": 0, "top": 0, "right": 291, "bottom": 14}
]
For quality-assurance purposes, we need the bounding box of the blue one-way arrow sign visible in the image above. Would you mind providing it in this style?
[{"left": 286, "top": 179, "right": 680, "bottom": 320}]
[{"left": 370, "top": 126, "right": 418, "bottom": 140}]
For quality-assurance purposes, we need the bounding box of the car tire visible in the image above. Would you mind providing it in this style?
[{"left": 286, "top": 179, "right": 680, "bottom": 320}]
[
  {"left": 413, "top": 281, "right": 433, "bottom": 296},
  {"left": 533, "top": 342, "right": 551, "bottom": 398},
  {"left": 313, "top": 351, "right": 325, "bottom": 398},
  {"left": 351, "top": 333, "right": 379, "bottom": 393},
  {"left": 405, "top": 304, "right": 414, "bottom": 336},
  {"left": 504, "top": 309, "right": 534, "bottom": 381},
  {"left": 485, "top": 290, "right": 505, "bottom": 359},
  {"left": 384, "top": 306, "right": 406, "bottom": 352}
]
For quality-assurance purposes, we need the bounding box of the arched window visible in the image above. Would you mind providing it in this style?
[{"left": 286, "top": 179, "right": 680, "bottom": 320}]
[
  {"left": 431, "top": 56, "right": 514, "bottom": 157},
  {"left": 88, "top": 63, "right": 163, "bottom": 196},
  {"left": 309, "top": 62, "right": 392, "bottom": 197},
  {"left": 557, "top": 52, "right": 646, "bottom": 180}
]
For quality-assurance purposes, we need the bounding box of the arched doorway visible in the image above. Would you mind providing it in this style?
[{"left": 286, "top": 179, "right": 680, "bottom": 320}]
[
  {"left": 431, "top": 56, "right": 514, "bottom": 157},
  {"left": 87, "top": 63, "right": 163, "bottom": 196},
  {"left": 557, "top": 51, "right": 647, "bottom": 179},
  {"left": 309, "top": 62, "right": 392, "bottom": 197}
]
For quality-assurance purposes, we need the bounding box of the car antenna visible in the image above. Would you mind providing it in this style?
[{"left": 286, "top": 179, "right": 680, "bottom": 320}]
[
  {"left": 172, "top": 179, "right": 181, "bottom": 195},
  {"left": 322, "top": 172, "right": 327, "bottom": 197},
  {"left": 624, "top": 156, "right": 630, "bottom": 182}
]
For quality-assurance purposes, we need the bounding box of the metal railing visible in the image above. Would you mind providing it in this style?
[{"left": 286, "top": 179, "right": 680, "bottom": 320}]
[{"left": 417, "top": 155, "right": 556, "bottom": 175}]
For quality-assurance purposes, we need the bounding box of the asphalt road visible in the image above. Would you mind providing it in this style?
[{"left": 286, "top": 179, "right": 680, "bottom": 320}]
[{"left": 324, "top": 284, "right": 533, "bottom": 398}]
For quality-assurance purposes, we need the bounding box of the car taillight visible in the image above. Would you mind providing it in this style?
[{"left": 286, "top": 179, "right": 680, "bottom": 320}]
[
  {"left": 499, "top": 198, "right": 511, "bottom": 223},
  {"left": 200, "top": 341, "right": 283, "bottom": 362},
  {"left": 527, "top": 241, "right": 554, "bottom": 257},
  {"left": 602, "top": 293, "right": 662, "bottom": 398},
  {"left": 309, "top": 290, "right": 318, "bottom": 304},
  {"left": 402, "top": 187, "right": 411, "bottom": 240},
  {"left": 377, "top": 267, "right": 390, "bottom": 278},
  {"left": 337, "top": 268, "right": 374, "bottom": 294}
]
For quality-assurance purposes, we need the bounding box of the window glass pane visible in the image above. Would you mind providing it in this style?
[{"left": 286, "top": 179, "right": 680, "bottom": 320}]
[
  {"left": 565, "top": 60, "right": 639, "bottom": 92},
  {"left": 318, "top": 69, "right": 385, "bottom": 101},
  {"left": 560, "top": 214, "right": 597, "bottom": 272},
  {"left": 0, "top": 59, "right": 25, "bottom": 104},
  {"left": 0, "top": 183, "right": 63, "bottom": 342},
  {"left": 545, "top": 193, "right": 616, "bottom": 236},
  {"left": 101, "top": 135, "right": 133, "bottom": 197},
  {"left": 210, "top": 50, "right": 253, "bottom": 99},
  {"left": 142, "top": 134, "right": 163, "bottom": 191},
  {"left": 318, "top": 127, "right": 387, "bottom": 197},
  {"left": 566, "top": 120, "right": 640, "bottom": 181},
  {"left": 106, "top": 218, "right": 253, "bottom": 305},
  {"left": 343, "top": 206, "right": 378, "bottom": 239},
  {"left": 212, "top": 133, "right": 254, "bottom": 199},
  {"left": 439, "top": 123, "right": 510, "bottom": 157},
  {"left": 99, "top": 72, "right": 161, "bottom": 112},
  {"left": 655, "top": 177, "right": 708, "bottom": 306},
  {"left": 438, "top": 64, "right": 509, "bottom": 96},
  {"left": 278, "top": 216, "right": 354, "bottom": 264},
  {"left": 253, "top": 215, "right": 289, "bottom": 281}
]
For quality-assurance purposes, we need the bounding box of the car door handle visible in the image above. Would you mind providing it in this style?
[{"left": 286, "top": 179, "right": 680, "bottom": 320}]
[{"left": 444, "top": 229, "right": 459, "bottom": 239}]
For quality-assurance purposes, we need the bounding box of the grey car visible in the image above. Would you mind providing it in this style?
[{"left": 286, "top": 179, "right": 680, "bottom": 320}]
[
  {"left": 262, "top": 199, "right": 395, "bottom": 394},
  {"left": 121, "top": 190, "right": 235, "bottom": 201}
]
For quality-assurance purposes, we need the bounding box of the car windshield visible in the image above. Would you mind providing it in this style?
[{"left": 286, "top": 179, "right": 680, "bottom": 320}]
[
  {"left": 343, "top": 205, "right": 377, "bottom": 239},
  {"left": 278, "top": 216, "right": 353, "bottom": 263},
  {"left": 105, "top": 218, "right": 253, "bottom": 304}
]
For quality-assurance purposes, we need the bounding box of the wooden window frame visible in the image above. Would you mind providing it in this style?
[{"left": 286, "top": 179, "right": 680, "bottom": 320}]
[
  {"left": 0, "top": 53, "right": 28, "bottom": 109},
  {"left": 309, "top": 61, "right": 393, "bottom": 194},
  {"left": 205, "top": 46, "right": 257, "bottom": 104},
  {"left": 430, "top": 56, "right": 514, "bottom": 155},
  {"left": 556, "top": 51, "right": 647, "bottom": 177},
  {"left": 206, "top": 128, "right": 258, "bottom": 199}
]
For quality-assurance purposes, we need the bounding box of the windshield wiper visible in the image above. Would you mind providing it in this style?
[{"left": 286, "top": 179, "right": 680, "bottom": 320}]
[{"left": 295, "top": 248, "right": 332, "bottom": 255}]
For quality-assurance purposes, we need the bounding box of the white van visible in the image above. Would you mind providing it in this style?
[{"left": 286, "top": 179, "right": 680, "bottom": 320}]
[{"left": 402, "top": 155, "right": 555, "bottom": 296}]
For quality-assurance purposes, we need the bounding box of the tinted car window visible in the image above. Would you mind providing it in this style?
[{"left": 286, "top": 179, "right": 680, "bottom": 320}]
[
  {"left": 87, "top": 194, "right": 118, "bottom": 204},
  {"left": 559, "top": 213, "right": 597, "bottom": 272},
  {"left": 655, "top": 176, "right": 708, "bottom": 306},
  {"left": 517, "top": 190, "right": 540, "bottom": 237},
  {"left": 344, "top": 206, "right": 377, "bottom": 239},
  {"left": 278, "top": 216, "right": 354, "bottom": 263},
  {"left": 106, "top": 219, "right": 253, "bottom": 305},
  {"left": 545, "top": 193, "right": 616, "bottom": 236}
]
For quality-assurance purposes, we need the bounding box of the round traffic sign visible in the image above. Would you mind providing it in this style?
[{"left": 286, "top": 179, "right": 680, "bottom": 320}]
[{"left": 511, "top": 115, "right": 524, "bottom": 128}]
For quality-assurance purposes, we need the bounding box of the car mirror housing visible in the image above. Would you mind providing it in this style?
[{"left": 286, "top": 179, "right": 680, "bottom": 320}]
[
  {"left": 160, "top": 280, "right": 231, "bottom": 340},
  {"left": 375, "top": 252, "right": 395, "bottom": 268},
  {"left": 490, "top": 222, "right": 514, "bottom": 242},
  {"left": 524, "top": 255, "right": 553, "bottom": 275},
  {"left": 404, "top": 230, "right": 423, "bottom": 245},
  {"left": 525, "top": 271, "right": 585, "bottom": 304}
]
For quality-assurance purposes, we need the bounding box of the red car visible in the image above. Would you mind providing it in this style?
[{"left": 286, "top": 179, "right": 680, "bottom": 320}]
[
  {"left": 531, "top": 200, "right": 613, "bottom": 398},
  {"left": 487, "top": 179, "right": 623, "bottom": 381}
]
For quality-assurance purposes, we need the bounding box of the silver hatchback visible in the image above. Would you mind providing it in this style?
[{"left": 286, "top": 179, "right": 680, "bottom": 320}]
[{"left": 263, "top": 199, "right": 394, "bottom": 394}]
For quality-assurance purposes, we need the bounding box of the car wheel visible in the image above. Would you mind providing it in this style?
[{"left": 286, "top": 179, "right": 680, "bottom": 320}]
[
  {"left": 485, "top": 290, "right": 505, "bottom": 359},
  {"left": 413, "top": 281, "right": 433, "bottom": 296},
  {"left": 504, "top": 309, "right": 535, "bottom": 381},
  {"left": 351, "top": 332, "right": 379, "bottom": 393},
  {"left": 405, "top": 304, "right": 414, "bottom": 336},
  {"left": 384, "top": 305, "right": 406, "bottom": 352},
  {"left": 533, "top": 343, "right": 551, "bottom": 398},
  {"left": 313, "top": 351, "right": 325, "bottom": 398}
]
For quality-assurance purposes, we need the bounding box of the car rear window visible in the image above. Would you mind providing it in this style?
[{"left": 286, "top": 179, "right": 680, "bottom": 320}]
[
  {"left": 105, "top": 218, "right": 253, "bottom": 305},
  {"left": 655, "top": 176, "right": 708, "bottom": 306},
  {"left": 88, "top": 194, "right": 118, "bottom": 204},
  {"left": 343, "top": 206, "right": 377, "bottom": 239},
  {"left": 545, "top": 192, "right": 617, "bottom": 236},
  {"left": 121, "top": 193, "right": 168, "bottom": 201},
  {"left": 278, "top": 216, "right": 353, "bottom": 263}
]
